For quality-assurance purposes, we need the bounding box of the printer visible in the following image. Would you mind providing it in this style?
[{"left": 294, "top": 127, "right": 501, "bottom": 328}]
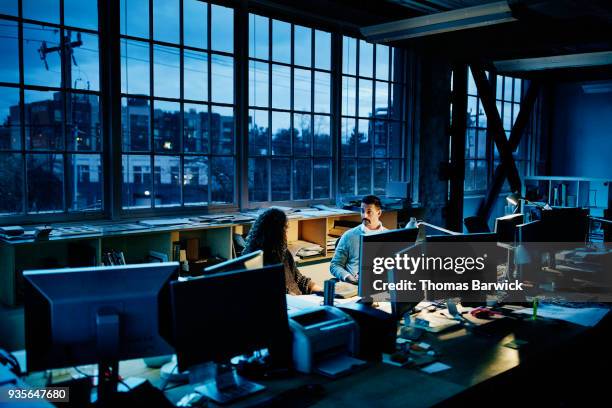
[{"left": 288, "top": 306, "right": 365, "bottom": 377}]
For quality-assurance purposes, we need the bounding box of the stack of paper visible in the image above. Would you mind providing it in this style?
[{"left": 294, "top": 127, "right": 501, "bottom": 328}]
[{"left": 288, "top": 240, "right": 324, "bottom": 259}]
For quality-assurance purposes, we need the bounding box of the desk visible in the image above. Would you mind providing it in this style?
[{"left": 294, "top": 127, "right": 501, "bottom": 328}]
[{"left": 21, "top": 308, "right": 610, "bottom": 407}]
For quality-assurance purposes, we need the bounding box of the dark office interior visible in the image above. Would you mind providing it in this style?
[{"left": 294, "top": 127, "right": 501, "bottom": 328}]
[{"left": 0, "top": 0, "right": 611, "bottom": 407}]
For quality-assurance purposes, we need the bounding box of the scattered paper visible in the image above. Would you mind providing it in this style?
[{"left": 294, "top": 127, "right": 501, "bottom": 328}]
[
  {"left": 421, "top": 362, "right": 451, "bottom": 374},
  {"left": 513, "top": 304, "right": 609, "bottom": 327}
]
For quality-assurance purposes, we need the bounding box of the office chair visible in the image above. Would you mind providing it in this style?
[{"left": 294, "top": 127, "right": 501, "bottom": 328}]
[{"left": 464, "top": 216, "right": 491, "bottom": 233}]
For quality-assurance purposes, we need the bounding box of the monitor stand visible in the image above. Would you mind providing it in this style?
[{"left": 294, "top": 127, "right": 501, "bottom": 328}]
[{"left": 193, "top": 362, "right": 265, "bottom": 405}]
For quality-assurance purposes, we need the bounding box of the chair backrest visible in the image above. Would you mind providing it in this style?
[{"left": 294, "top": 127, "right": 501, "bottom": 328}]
[{"left": 464, "top": 216, "right": 491, "bottom": 233}]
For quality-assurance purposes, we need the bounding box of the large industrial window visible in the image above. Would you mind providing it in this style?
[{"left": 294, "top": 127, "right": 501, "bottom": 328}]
[
  {"left": 0, "top": 0, "right": 102, "bottom": 216},
  {"left": 247, "top": 14, "right": 332, "bottom": 203},
  {"left": 340, "top": 36, "right": 406, "bottom": 198},
  {"left": 120, "top": 0, "right": 235, "bottom": 209},
  {"left": 464, "top": 68, "right": 529, "bottom": 193}
]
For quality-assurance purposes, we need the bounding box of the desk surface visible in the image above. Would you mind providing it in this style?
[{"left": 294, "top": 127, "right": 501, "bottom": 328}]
[{"left": 22, "top": 307, "right": 603, "bottom": 408}]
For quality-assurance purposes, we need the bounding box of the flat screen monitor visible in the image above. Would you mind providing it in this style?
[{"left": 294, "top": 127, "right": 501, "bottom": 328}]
[
  {"left": 495, "top": 214, "right": 524, "bottom": 243},
  {"left": 24, "top": 262, "right": 178, "bottom": 372},
  {"left": 388, "top": 242, "right": 423, "bottom": 319},
  {"left": 162, "top": 264, "right": 291, "bottom": 372},
  {"left": 203, "top": 250, "right": 264, "bottom": 275},
  {"left": 539, "top": 207, "right": 589, "bottom": 243},
  {"left": 358, "top": 228, "right": 419, "bottom": 298}
]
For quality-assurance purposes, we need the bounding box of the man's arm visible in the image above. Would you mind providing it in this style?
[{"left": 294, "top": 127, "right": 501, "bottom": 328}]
[{"left": 330, "top": 232, "right": 354, "bottom": 282}]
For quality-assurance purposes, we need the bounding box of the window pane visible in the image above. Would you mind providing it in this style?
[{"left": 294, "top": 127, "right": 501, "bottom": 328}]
[
  {"left": 249, "top": 14, "right": 268, "bottom": 60},
  {"left": 0, "top": 20, "right": 19, "bottom": 83},
  {"left": 271, "top": 158, "right": 290, "bottom": 201},
  {"left": 466, "top": 128, "right": 476, "bottom": 158},
  {"left": 341, "top": 76, "right": 356, "bottom": 117},
  {"left": 373, "top": 159, "right": 387, "bottom": 196},
  {"left": 154, "top": 45, "right": 180, "bottom": 98},
  {"left": 467, "top": 96, "right": 477, "bottom": 128},
  {"left": 477, "top": 100, "right": 487, "bottom": 129},
  {"left": 468, "top": 67, "right": 477, "bottom": 95},
  {"left": 211, "top": 55, "right": 234, "bottom": 104},
  {"left": 475, "top": 160, "right": 487, "bottom": 190},
  {"left": 153, "top": 101, "right": 180, "bottom": 152},
  {"left": 271, "top": 111, "right": 290, "bottom": 155},
  {"left": 340, "top": 159, "right": 355, "bottom": 195},
  {"left": 24, "top": 0, "right": 59, "bottom": 24},
  {"left": 503, "top": 101, "right": 512, "bottom": 131},
  {"left": 293, "top": 158, "right": 311, "bottom": 200},
  {"left": 357, "top": 159, "right": 371, "bottom": 195},
  {"left": 153, "top": 0, "right": 179, "bottom": 44},
  {"left": 0, "top": 153, "right": 23, "bottom": 214},
  {"left": 294, "top": 25, "right": 311, "bottom": 67},
  {"left": 27, "top": 153, "right": 63, "bottom": 213},
  {"left": 294, "top": 68, "right": 311, "bottom": 112},
  {"left": 64, "top": 0, "right": 98, "bottom": 31},
  {"left": 67, "top": 154, "right": 102, "bottom": 211},
  {"left": 375, "top": 45, "right": 389, "bottom": 81},
  {"left": 211, "top": 105, "right": 234, "bottom": 154},
  {"left": 211, "top": 4, "right": 233, "bottom": 53},
  {"left": 211, "top": 156, "right": 233, "bottom": 203},
  {"left": 513, "top": 102, "right": 520, "bottom": 126},
  {"left": 184, "top": 155, "right": 208, "bottom": 205},
  {"left": 464, "top": 161, "right": 475, "bottom": 192},
  {"left": 342, "top": 36, "right": 356, "bottom": 75},
  {"left": 24, "top": 90, "right": 63, "bottom": 150},
  {"left": 184, "top": 0, "right": 207, "bottom": 49},
  {"left": 358, "top": 79, "right": 373, "bottom": 118},
  {"left": 248, "top": 109, "right": 268, "bottom": 156},
  {"left": 313, "top": 158, "right": 330, "bottom": 199},
  {"left": 23, "top": 24, "right": 61, "bottom": 88},
  {"left": 314, "top": 71, "right": 330, "bottom": 114},
  {"left": 293, "top": 113, "right": 311, "bottom": 156},
  {"left": 314, "top": 30, "right": 330, "bottom": 70},
  {"left": 122, "top": 154, "right": 151, "bottom": 208},
  {"left": 313, "top": 115, "right": 330, "bottom": 156},
  {"left": 184, "top": 50, "right": 208, "bottom": 101},
  {"left": 154, "top": 155, "right": 180, "bottom": 207},
  {"left": 248, "top": 157, "right": 268, "bottom": 202},
  {"left": 357, "top": 119, "right": 371, "bottom": 157},
  {"left": 389, "top": 159, "right": 402, "bottom": 182},
  {"left": 120, "top": 0, "right": 149, "bottom": 38},
  {"left": 496, "top": 75, "right": 503, "bottom": 100},
  {"left": 375, "top": 81, "right": 389, "bottom": 116},
  {"left": 70, "top": 32, "right": 100, "bottom": 91},
  {"left": 359, "top": 41, "right": 373, "bottom": 78},
  {"left": 0, "top": 87, "right": 21, "bottom": 150},
  {"left": 0, "top": 1, "right": 18, "bottom": 16},
  {"left": 341, "top": 117, "right": 355, "bottom": 157},
  {"left": 504, "top": 77, "right": 513, "bottom": 101},
  {"left": 477, "top": 129, "right": 487, "bottom": 158},
  {"left": 249, "top": 60, "right": 268, "bottom": 107},
  {"left": 122, "top": 97, "right": 150, "bottom": 152},
  {"left": 67, "top": 93, "right": 101, "bottom": 151},
  {"left": 271, "top": 64, "right": 290, "bottom": 109},
  {"left": 121, "top": 39, "right": 150, "bottom": 96},
  {"left": 272, "top": 20, "right": 290, "bottom": 63},
  {"left": 184, "top": 103, "right": 208, "bottom": 153},
  {"left": 373, "top": 121, "right": 386, "bottom": 158},
  {"left": 514, "top": 78, "right": 522, "bottom": 102}
]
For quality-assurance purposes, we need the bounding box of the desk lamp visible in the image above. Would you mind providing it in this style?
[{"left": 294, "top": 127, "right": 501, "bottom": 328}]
[{"left": 506, "top": 192, "right": 552, "bottom": 214}]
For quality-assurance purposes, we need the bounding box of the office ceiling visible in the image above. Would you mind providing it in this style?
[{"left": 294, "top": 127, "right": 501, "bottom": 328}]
[{"left": 376, "top": 0, "right": 612, "bottom": 80}]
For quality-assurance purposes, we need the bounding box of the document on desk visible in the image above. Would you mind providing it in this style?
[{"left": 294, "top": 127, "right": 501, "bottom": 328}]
[
  {"left": 315, "top": 354, "right": 366, "bottom": 378},
  {"left": 513, "top": 304, "right": 609, "bottom": 327}
]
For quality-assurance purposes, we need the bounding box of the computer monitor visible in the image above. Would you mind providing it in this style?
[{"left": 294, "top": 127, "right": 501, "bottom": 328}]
[
  {"left": 24, "top": 262, "right": 178, "bottom": 401},
  {"left": 358, "top": 228, "right": 419, "bottom": 298},
  {"left": 539, "top": 207, "right": 589, "bottom": 243},
  {"left": 203, "top": 250, "right": 263, "bottom": 275},
  {"left": 389, "top": 242, "right": 423, "bottom": 319},
  {"left": 495, "top": 214, "right": 524, "bottom": 243},
  {"left": 161, "top": 264, "right": 291, "bottom": 404}
]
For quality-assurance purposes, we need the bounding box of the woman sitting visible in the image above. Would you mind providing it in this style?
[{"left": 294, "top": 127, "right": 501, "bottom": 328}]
[{"left": 243, "top": 208, "right": 322, "bottom": 295}]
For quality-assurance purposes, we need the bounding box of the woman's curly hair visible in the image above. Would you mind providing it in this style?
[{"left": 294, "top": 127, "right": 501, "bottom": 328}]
[{"left": 243, "top": 208, "right": 288, "bottom": 265}]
